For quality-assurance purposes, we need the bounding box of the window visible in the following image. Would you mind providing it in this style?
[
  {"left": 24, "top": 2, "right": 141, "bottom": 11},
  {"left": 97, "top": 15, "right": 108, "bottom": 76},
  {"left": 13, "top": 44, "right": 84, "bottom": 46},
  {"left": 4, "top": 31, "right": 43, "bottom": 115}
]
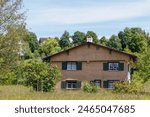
[
  {"left": 91, "top": 80, "right": 101, "bottom": 87},
  {"left": 62, "top": 62, "right": 82, "bottom": 70},
  {"left": 61, "top": 80, "right": 81, "bottom": 89},
  {"left": 103, "top": 62, "right": 124, "bottom": 71},
  {"left": 108, "top": 80, "right": 115, "bottom": 89},
  {"left": 108, "top": 63, "right": 119, "bottom": 70},
  {"left": 67, "top": 62, "right": 77, "bottom": 70},
  {"left": 67, "top": 81, "right": 77, "bottom": 89},
  {"left": 103, "top": 80, "right": 119, "bottom": 89}
]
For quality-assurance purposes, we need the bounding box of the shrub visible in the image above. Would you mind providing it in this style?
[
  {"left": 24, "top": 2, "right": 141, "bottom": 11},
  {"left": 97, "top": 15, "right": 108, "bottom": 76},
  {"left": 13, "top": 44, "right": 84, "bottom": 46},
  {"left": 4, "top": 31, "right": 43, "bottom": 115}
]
[
  {"left": 82, "top": 82, "right": 99, "bottom": 93},
  {"left": 114, "top": 80, "right": 143, "bottom": 94},
  {"left": 21, "top": 59, "right": 60, "bottom": 92}
]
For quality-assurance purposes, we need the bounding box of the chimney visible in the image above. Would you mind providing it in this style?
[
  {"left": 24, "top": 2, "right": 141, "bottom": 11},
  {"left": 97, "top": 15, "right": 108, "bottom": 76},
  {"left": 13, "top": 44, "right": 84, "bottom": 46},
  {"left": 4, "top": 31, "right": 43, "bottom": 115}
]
[{"left": 86, "top": 36, "right": 93, "bottom": 43}]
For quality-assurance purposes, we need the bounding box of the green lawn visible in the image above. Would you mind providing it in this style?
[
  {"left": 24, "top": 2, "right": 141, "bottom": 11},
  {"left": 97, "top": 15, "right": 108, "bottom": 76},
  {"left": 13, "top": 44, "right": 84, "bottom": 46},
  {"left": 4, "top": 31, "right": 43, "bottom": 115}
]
[{"left": 0, "top": 81, "right": 150, "bottom": 100}]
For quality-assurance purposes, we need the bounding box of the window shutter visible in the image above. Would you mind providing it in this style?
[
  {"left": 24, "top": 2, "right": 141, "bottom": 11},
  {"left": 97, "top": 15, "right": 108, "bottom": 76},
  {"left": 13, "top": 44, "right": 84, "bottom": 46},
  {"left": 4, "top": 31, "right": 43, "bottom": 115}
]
[
  {"left": 77, "top": 62, "right": 82, "bottom": 70},
  {"left": 103, "top": 80, "right": 108, "bottom": 88},
  {"left": 103, "top": 63, "right": 108, "bottom": 71},
  {"left": 61, "top": 81, "right": 66, "bottom": 89},
  {"left": 62, "top": 62, "right": 67, "bottom": 70},
  {"left": 76, "top": 81, "right": 81, "bottom": 88},
  {"left": 119, "top": 63, "right": 124, "bottom": 71}
]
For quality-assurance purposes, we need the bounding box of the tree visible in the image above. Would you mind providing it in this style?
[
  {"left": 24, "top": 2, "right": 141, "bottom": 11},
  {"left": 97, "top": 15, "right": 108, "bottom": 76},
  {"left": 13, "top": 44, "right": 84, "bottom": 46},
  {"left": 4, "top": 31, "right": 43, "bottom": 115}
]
[
  {"left": 0, "top": 0, "right": 26, "bottom": 83},
  {"left": 86, "top": 31, "right": 99, "bottom": 44},
  {"left": 21, "top": 59, "right": 60, "bottom": 92},
  {"left": 39, "top": 38, "right": 61, "bottom": 56},
  {"left": 59, "top": 31, "right": 71, "bottom": 49},
  {"left": 99, "top": 36, "right": 108, "bottom": 46},
  {"left": 118, "top": 27, "right": 148, "bottom": 53},
  {"left": 107, "top": 35, "right": 122, "bottom": 50},
  {"left": 72, "top": 31, "right": 86, "bottom": 45},
  {"left": 134, "top": 48, "right": 150, "bottom": 83},
  {"left": 26, "top": 32, "right": 39, "bottom": 53}
]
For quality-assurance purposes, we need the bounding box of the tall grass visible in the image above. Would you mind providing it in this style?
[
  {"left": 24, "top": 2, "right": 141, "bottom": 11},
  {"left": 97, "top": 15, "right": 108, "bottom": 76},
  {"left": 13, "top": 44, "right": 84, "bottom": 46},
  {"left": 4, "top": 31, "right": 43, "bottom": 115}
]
[{"left": 0, "top": 80, "right": 150, "bottom": 100}]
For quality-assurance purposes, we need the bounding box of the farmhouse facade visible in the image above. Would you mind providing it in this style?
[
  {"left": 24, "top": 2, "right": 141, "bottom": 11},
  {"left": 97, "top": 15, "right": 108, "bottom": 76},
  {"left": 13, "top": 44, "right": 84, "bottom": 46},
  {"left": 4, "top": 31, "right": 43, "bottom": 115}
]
[{"left": 43, "top": 42, "right": 137, "bottom": 89}]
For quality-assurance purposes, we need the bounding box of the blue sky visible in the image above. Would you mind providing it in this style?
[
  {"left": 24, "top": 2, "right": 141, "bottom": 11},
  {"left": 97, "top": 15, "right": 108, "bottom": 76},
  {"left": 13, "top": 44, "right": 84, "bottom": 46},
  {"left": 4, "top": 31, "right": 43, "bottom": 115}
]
[{"left": 24, "top": 0, "right": 150, "bottom": 39}]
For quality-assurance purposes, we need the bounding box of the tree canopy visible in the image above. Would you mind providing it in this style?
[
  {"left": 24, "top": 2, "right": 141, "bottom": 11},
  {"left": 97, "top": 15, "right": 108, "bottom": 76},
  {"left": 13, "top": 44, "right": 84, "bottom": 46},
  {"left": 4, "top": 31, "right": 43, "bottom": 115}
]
[
  {"left": 59, "top": 30, "right": 71, "bottom": 49},
  {"left": 107, "top": 35, "right": 122, "bottom": 50},
  {"left": 72, "top": 31, "right": 86, "bottom": 45},
  {"left": 0, "top": 0, "right": 27, "bottom": 83},
  {"left": 118, "top": 27, "right": 148, "bottom": 53},
  {"left": 39, "top": 38, "right": 61, "bottom": 56},
  {"left": 26, "top": 31, "right": 39, "bottom": 53}
]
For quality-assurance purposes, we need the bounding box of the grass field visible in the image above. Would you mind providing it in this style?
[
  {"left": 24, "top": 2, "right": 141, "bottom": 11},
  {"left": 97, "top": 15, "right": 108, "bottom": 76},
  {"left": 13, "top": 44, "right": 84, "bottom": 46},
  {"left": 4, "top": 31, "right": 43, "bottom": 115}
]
[{"left": 0, "top": 80, "right": 150, "bottom": 100}]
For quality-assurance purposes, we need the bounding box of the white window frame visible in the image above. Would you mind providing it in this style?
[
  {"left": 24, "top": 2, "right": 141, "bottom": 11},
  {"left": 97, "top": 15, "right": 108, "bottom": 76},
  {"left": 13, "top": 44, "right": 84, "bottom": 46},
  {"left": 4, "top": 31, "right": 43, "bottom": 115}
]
[
  {"left": 108, "top": 63, "right": 119, "bottom": 71},
  {"left": 67, "top": 62, "right": 77, "bottom": 70}
]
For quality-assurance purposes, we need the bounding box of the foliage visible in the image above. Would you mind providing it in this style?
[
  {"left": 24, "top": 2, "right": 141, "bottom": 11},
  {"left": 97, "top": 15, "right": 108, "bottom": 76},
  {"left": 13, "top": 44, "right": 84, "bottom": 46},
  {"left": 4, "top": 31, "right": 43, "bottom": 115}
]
[
  {"left": 99, "top": 36, "right": 108, "bottom": 46},
  {"left": 0, "top": 70, "right": 17, "bottom": 85},
  {"left": 72, "top": 31, "right": 86, "bottom": 45},
  {"left": 39, "top": 38, "right": 61, "bottom": 56},
  {"left": 114, "top": 80, "right": 143, "bottom": 94},
  {"left": 107, "top": 35, "right": 122, "bottom": 50},
  {"left": 0, "top": 0, "right": 27, "bottom": 83},
  {"left": 135, "top": 48, "right": 150, "bottom": 83},
  {"left": 82, "top": 82, "right": 99, "bottom": 93},
  {"left": 20, "top": 59, "right": 61, "bottom": 92},
  {"left": 118, "top": 27, "right": 148, "bottom": 53},
  {"left": 26, "top": 32, "right": 39, "bottom": 53},
  {"left": 59, "top": 31, "right": 72, "bottom": 49},
  {"left": 86, "top": 31, "right": 99, "bottom": 44}
]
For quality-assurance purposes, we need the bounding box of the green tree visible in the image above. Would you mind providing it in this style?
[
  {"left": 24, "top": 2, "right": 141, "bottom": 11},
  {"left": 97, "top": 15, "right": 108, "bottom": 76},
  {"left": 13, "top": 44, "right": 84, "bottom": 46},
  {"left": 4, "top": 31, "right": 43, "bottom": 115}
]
[
  {"left": 134, "top": 48, "right": 150, "bottom": 83},
  {"left": 86, "top": 31, "right": 99, "bottom": 43},
  {"left": 39, "top": 38, "right": 61, "bottom": 56},
  {"left": 0, "top": 0, "right": 26, "bottom": 83},
  {"left": 99, "top": 36, "right": 108, "bottom": 46},
  {"left": 21, "top": 59, "right": 60, "bottom": 92},
  {"left": 26, "top": 32, "right": 39, "bottom": 53},
  {"left": 59, "top": 31, "right": 71, "bottom": 49},
  {"left": 118, "top": 27, "right": 148, "bottom": 53},
  {"left": 107, "top": 35, "right": 122, "bottom": 50},
  {"left": 72, "top": 31, "right": 86, "bottom": 45}
]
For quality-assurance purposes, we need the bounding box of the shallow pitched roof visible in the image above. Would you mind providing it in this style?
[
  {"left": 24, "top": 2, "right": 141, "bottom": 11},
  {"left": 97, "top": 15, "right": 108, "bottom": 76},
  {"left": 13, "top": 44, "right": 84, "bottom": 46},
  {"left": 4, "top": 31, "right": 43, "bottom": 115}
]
[{"left": 43, "top": 42, "right": 137, "bottom": 62}]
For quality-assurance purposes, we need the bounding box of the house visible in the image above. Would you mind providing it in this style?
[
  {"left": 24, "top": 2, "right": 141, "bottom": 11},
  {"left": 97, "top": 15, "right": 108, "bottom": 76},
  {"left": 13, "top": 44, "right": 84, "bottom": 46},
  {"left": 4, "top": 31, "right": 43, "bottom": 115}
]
[{"left": 43, "top": 41, "right": 137, "bottom": 90}]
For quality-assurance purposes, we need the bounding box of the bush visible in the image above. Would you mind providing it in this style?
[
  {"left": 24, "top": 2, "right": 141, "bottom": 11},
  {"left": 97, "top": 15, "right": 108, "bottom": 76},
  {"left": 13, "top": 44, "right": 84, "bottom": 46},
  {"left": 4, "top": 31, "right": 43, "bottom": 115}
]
[
  {"left": 82, "top": 82, "right": 99, "bottom": 93},
  {"left": 114, "top": 80, "right": 143, "bottom": 94},
  {"left": 0, "top": 70, "right": 17, "bottom": 85},
  {"left": 21, "top": 59, "right": 60, "bottom": 92}
]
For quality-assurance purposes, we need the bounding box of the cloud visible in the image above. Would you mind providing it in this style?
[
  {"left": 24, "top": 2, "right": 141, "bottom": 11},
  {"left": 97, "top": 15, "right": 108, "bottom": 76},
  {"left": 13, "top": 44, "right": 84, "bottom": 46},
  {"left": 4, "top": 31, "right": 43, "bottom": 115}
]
[{"left": 26, "top": 0, "right": 150, "bottom": 25}]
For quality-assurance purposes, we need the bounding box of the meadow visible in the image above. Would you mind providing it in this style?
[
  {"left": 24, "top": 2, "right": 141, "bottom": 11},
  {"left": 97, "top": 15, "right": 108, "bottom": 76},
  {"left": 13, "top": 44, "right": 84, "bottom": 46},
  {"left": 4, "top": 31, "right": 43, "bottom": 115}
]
[{"left": 0, "top": 80, "right": 150, "bottom": 100}]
